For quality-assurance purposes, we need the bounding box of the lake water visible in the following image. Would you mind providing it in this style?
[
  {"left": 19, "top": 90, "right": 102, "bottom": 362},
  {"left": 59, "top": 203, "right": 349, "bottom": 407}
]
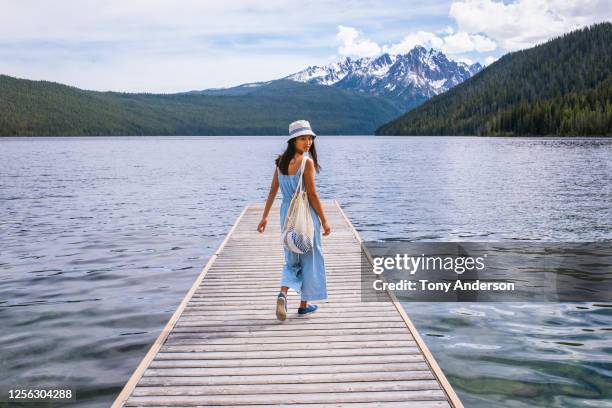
[{"left": 1, "top": 136, "right": 611, "bottom": 408}]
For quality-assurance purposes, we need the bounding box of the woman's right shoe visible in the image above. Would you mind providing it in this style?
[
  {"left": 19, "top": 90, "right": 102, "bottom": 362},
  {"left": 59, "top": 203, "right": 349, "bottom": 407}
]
[
  {"left": 298, "top": 304, "right": 318, "bottom": 316},
  {"left": 276, "top": 292, "right": 287, "bottom": 321}
]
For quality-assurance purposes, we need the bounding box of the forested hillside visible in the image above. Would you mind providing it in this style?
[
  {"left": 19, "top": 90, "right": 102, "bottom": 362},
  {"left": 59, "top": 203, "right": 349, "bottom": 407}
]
[{"left": 0, "top": 77, "right": 401, "bottom": 136}]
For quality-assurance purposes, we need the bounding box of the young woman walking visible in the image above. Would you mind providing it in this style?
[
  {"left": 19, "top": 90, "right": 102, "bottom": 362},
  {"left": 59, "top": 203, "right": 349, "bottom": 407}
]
[{"left": 257, "top": 120, "right": 332, "bottom": 321}]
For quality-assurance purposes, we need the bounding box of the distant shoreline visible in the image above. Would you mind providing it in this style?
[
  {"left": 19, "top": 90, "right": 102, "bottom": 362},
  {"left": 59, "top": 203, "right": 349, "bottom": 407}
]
[{"left": 2, "top": 134, "right": 611, "bottom": 138}]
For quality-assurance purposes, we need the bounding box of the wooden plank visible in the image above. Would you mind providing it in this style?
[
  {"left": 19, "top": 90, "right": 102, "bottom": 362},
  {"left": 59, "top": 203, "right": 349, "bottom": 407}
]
[
  {"left": 113, "top": 201, "right": 462, "bottom": 408},
  {"left": 137, "top": 370, "right": 435, "bottom": 385},
  {"left": 160, "top": 403, "right": 448, "bottom": 408},
  {"left": 160, "top": 340, "right": 416, "bottom": 352},
  {"left": 181, "top": 305, "right": 396, "bottom": 312},
  {"left": 148, "top": 354, "right": 426, "bottom": 368},
  {"left": 123, "top": 390, "right": 448, "bottom": 406},
  {"left": 131, "top": 380, "right": 443, "bottom": 395},
  {"left": 180, "top": 309, "right": 399, "bottom": 316},
  {"left": 142, "top": 362, "right": 433, "bottom": 377},
  {"left": 123, "top": 403, "right": 450, "bottom": 408},
  {"left": 166, "top": 327, "right": 414, "bottom": 339},
  {"left": 174, "top": 316, "right": 408, "bottom": 325},
  {"left": 163, "top": 334, "right": 416, "bottom": 346},
  {"left": 260, "top": 403, "right": 450, "bottom": 408},
  {"left": 153, "top": 346, "right": 422, "bottom": 359},
  {"left": 170, "top": 321, "right": 408, "bottom": 331}
]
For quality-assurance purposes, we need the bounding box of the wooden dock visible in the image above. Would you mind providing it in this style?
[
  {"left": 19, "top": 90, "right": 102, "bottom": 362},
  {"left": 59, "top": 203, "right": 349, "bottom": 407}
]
[{"left": 112, "top": 200, "right": 463, "bottom": 408}]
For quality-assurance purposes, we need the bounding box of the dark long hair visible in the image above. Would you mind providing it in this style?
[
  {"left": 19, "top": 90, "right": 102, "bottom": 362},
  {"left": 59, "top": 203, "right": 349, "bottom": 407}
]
[{"left": 275, "top": 138, "right": 321, "bottom": 175}]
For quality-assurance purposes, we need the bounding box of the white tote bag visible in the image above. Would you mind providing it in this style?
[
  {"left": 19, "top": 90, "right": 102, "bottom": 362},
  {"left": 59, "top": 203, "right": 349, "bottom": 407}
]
[{"left": 281, "top": 156, "right": 315, "bottom": 254}]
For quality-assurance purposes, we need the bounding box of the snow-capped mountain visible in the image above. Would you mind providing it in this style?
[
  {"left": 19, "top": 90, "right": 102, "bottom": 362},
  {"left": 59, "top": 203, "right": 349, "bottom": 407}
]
[{"left": 286, "top": 46, "right": 482, "bottom": 111}]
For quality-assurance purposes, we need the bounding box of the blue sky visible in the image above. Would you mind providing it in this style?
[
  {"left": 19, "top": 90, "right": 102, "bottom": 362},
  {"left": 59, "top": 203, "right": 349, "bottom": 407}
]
[{"left": 1, "top": 0, "right": 610, "bottom": 92}]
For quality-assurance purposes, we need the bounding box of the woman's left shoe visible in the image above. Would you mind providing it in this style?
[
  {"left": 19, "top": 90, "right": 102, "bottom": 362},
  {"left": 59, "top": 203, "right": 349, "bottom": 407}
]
[
  {"left": 276, "top": 292, "right": 288, "bottom": 321},
  {"left": 298, "top": 304, "right": 318, "bottom": 316}
]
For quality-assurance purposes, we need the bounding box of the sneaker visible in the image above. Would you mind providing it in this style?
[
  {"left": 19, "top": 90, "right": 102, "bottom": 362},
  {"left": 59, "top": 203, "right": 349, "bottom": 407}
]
[
  {"left": 276, "top": 292, "right": 287, "bottom": 321},
  {"left": 298, "top": 304, "right": 318, "bottom": 316}
]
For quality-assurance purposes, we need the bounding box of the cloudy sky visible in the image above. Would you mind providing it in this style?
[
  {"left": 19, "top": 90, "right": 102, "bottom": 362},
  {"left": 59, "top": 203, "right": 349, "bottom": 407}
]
[{"left": 1, "top": 0, "right": 610, "bottom": 92}]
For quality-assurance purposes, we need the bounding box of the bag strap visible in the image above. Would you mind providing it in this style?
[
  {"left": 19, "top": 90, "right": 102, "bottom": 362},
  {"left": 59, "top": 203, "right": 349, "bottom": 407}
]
[
  {"left": 281, "top": 156, "right": 310, "bottom": 232},
  {"left": 295, "top": 155, "right": 308, "bottom": 194}
]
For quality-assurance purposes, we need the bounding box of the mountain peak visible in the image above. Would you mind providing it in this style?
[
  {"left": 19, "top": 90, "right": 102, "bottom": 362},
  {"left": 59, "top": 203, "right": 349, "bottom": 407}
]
[
  {"left": 285, "top": 47, "right": 482, "bottom": 110},
  {"left": 468, "top": 62, "right": 483, "bottom": 75}
]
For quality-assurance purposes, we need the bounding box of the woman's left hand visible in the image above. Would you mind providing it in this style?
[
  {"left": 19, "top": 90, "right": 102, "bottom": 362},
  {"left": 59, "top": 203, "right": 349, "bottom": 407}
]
[
  {"left": 322, "top": 220, "right": 331, "bottom": 236},
  {"left": 257, "top": 218, "right": 268, "bottom": 233}
]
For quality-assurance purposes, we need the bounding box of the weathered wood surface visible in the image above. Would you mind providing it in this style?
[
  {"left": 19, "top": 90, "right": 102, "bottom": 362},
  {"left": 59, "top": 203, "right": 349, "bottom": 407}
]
[{"left": 112, "top": 200, "right": 463, "bottom": 408}]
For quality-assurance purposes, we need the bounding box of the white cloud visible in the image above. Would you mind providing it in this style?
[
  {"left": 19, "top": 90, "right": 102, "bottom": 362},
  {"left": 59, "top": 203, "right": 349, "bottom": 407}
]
[
  {"left": 441, "top": 26, "right": 455, "bottom": 35},
  {"left": 335, "top": 0, "right": 610, "bottom": 67},
  {"left": 336, "top": 25, "right": 381, "bottom": 57},
  {"left": 449, "top": 0, "right": 612, "bottom": 51},
  {"left": 382, "top": 31, "right": 444, "bottom": 54},
  {"left": 377, "top": 29, "right": 495, "bottom": 56},
  {"left": 456, "top": 56, "right": 474, "bottom": 65},
  {"left": 442, "top": 31, "right": 497, "bottom": 53}
]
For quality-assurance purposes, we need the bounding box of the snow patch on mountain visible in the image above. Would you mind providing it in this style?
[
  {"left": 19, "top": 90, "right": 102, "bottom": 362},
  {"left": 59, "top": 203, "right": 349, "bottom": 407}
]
[{"left": 286, "top": 46, "right": 482, "bottom": 110}]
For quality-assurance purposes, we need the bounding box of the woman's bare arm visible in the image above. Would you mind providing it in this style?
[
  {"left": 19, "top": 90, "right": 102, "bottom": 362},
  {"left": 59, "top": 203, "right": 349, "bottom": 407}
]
[
  {"left": 303, "top": 158, "right": 331, "bottom": 235},
  {"left": 257, "top": 168, "right": 279, "bottom": 233}
]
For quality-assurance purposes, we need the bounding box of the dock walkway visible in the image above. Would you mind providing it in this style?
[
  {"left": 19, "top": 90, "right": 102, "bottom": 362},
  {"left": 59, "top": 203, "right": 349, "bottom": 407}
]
[{"left": 112, "top": 200, "right": 463, "bottom": 407}]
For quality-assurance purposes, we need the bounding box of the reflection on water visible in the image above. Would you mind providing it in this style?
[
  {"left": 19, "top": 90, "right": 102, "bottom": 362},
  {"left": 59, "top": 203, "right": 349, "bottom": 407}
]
[{"left": 1, "top": 136, "right": 611, "bottom": 407}]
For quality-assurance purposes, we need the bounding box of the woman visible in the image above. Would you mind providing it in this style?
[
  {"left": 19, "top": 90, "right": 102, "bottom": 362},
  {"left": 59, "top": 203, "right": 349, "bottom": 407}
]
[{"left": 257, "top": 119, "right": 332, "bottom": 321}]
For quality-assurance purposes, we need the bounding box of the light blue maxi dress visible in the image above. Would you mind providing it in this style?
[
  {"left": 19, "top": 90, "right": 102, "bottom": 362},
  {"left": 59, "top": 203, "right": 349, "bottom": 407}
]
[{"left": 277, "top": 157, "right": 328, "bottom": 301}]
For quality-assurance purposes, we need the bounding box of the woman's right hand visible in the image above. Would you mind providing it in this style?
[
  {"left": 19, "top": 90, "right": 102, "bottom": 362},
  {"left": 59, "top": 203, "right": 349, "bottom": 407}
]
[{"left": 257, "top": 217, "right": 267, "bottom": 233}]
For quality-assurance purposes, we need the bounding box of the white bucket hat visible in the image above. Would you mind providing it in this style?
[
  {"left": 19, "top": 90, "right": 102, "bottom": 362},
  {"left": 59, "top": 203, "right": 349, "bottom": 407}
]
[{"left": 288, "top": 119, "right": 317, "bottom": 142}]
